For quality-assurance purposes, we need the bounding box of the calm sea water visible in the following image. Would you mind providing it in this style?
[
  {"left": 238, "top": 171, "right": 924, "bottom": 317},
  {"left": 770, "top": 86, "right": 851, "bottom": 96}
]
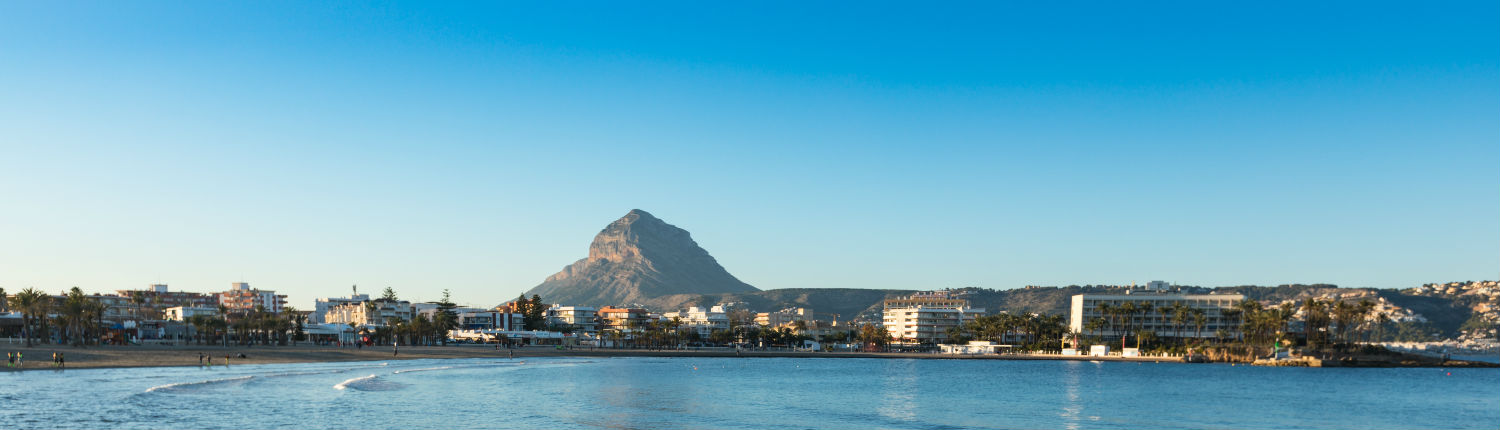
[{"left": 2, "top": 356, "right": 1496, "bottom": 429}]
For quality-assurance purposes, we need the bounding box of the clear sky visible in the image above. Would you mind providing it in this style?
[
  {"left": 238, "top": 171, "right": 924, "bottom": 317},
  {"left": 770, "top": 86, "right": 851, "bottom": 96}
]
[{"left": 2, "top": 2, "right": 1496, "bottom": 309}]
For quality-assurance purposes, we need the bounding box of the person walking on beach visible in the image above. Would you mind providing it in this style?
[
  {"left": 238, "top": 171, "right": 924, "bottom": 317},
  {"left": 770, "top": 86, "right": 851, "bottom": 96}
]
[
  {"left": 393, "top": 341, "right": 398, "bottom": 357},
  {"left": 6, "top": 352, "right": 13, "bottom": 368},
  {"left": 198, "top": 353, "right": 204, "bottom": 366},
  {"left": 55, "top": 352, "right": 63, "bottom": 369}
]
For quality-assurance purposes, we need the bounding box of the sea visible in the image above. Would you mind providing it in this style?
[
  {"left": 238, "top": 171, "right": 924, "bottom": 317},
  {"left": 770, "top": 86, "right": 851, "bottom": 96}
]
[{"left": 2, "top": 356, "right": 1496, "bottom": 429}]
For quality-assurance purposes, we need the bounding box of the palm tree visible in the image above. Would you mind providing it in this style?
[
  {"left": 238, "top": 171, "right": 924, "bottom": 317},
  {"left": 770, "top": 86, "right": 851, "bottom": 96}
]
[
  {"left": 1234, "top": 300, "right": 1262, "bottom": 343},
  {"left": 285, "top": 306, "right": 305, "bottom": 345},
  {"left": 1118, "top": 302, "right": 1138, "bottom": 348},
  {"left": 1301, "top": 299, "right": 1329, "bottom": 349},
  {"left": 434, "top": 309, "right": 458, "bottom": 346},
  {"left": 1356, "top": 300, "right": 1376, "bottom": 342},
  {"left": 0, "top": 287, "right": 7, "bottom": 313},
  {"left": 1218, "top": 308, "right": 1242, "bottom": 343},
  {"left": 1171, "top": 303, "right": 1190, "bottom": 342},
  {"left": 10, "top": 288, "right": 47, "bottom": 347},
  {"left": 1191, "top": 309, "right": 1207, "bottom": 340},
  {"left": 217, "top": 304, "right": 231, "bottom": 346},
  {"left": 62, "top": 287, "right": 89, "bottom": 346},
  {"left": 87, "top": 299, "right": 107, "bottom": 345},
  {"left": 1095, "top": 303, "right": 1113, "bottom": 342},
  {"left": 1085, "top": 317, "right": 1106, "bottom": 342},
  {"left": 1137, "top": 303, "right": 1155, "bottom": 340}
]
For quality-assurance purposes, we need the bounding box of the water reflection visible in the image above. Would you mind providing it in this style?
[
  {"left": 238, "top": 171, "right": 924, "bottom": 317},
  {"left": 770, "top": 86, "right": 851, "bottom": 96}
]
[
  {"left": 1060, "top": 361, "right": 1082, "bottom": 430},
  {"left": 878, "top": 359, "right": 918, "bottom": 422}
]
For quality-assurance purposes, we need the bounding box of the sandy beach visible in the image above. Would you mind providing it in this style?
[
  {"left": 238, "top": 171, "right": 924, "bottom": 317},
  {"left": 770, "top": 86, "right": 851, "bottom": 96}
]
[{"left": 0, "top": 343, "right": 1184, "bottom": 371}]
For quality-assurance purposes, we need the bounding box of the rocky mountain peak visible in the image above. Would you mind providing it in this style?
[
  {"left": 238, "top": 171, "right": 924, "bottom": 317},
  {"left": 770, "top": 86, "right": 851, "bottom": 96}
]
[{"left": 523, "top": 209, "right": 759, "bottom": 306}]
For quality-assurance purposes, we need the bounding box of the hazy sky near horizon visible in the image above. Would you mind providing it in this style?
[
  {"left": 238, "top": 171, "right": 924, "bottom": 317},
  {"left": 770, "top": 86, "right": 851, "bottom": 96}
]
[{"left": 2, "top": 2, "right": 1497, "bottom": 309}]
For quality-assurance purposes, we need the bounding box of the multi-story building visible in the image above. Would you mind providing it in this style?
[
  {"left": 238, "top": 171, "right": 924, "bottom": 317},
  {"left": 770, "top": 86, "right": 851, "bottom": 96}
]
[
  {"left": 324, "top": 300, "right": 414, "bottom": 327},
  {"left": 1068, "top": 292, "right": 1245, "bottom": 339},
  {"left": 88, "top": 293, "right": 134, "bottom": 321},
  {"left": 163, "top": 306, "right": 221, "bottom": 322},
  {"left": 114, "top": 284, "right": 218, "bottom": 319},
  {"left": 313, "top": 291, "right": 370, "bottom": 324},
  {"left": 882, "top": 292, "right": 985, "bottom": 345},
  {"left": 663, "top": 305, "right": 729, "bottom": 338},
  {"left": 756, "top": 308, "right": 811, "bottom": 327},
  {"left": 411, "top": 305, "right": 521, "bottom": 331},
  {"left": 546, "top": 306, "right": 598, "bottom": 333},
  {"left": 451, "top": 309, "right": 524, "bottom": 331},
  {"left": 882, "top": 290, "right": 970, "bottom": 309},
  {"left": 217, "top": 282, "right": 287, "bottom": 314},
  {"left": 597, "top": 306, "right": 653, "bottom": 334}
]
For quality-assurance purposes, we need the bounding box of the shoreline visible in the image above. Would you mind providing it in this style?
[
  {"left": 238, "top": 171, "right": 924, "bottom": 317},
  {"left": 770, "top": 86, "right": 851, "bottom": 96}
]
[
  {"left": 0, "top": 343, "right": 1178, "bottom": 371},
  {"left": 2, "top": 344, "right": 1492, "bottom": 371}
]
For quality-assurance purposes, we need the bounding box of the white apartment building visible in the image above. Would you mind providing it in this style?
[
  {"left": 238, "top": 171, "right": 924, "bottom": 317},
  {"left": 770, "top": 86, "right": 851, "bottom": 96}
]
[
  {"left": 1068, "top": 292, "right": 1245, "bottom": 339},
  {"left": 756, "top": 307, "right": 816, "bottom": 327},
  {"left": 313, "top": 293, "right": 370, "bottom": 324},
  {"left": 546, "top": 306, "right": 598, "bottom": 333},
  {"left": 162, "top": 306, "right": 220, "bottom": 322},
  {"left": 883, "top": 305, "right": 985, "bottom": 344},
  {"left": 882, "top": 291, "right": 985, "bottom": 344},
  {"left": 413, "top": 306, "right": 523, "bottom": 331},
  {"left": 663, "top": 305, "right": 729, "bottom": 338},
  {"left": 324, "top": 300, "right": 415, "bottom": 327}
]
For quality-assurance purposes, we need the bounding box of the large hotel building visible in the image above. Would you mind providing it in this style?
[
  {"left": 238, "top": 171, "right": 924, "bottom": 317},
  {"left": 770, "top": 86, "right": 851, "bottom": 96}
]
[
  {"left": 882, "top": 290, "right": 985, "bottom": 345},
  {"left": 1068, "top": 290, "right": 1244, "bottom": 339}
]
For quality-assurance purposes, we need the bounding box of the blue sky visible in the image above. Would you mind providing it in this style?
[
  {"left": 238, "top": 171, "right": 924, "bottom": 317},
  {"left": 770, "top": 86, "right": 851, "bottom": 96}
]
[{"left": 1, "top": 2, "right": 1496, "bottom": 309}]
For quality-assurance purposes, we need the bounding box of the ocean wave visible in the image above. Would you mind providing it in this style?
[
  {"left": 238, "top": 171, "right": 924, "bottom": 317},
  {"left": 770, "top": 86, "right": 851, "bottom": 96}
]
[
  {"left": 333, "top": 374, "right": 407, "bottom": 391},
  {"left": 145, "top": 375, "right": 254, "bottom": 393},
  {"left": 389, "top": 361, "right": 526, "bottom": 375},
  {"left": 391, "top": 366, "right": 452, "bottom": 374},
  {"left": 260, "top": 369, "right": 348, "bottom": 378},
  {"left": 333, "top": 374, "right": 377, "bottom": 390}
]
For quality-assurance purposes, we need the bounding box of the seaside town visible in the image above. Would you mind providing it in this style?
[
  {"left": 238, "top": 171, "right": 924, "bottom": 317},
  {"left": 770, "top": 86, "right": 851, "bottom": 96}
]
[{"left": 4, "top": 280, "right": 1496, "bottom": 369}]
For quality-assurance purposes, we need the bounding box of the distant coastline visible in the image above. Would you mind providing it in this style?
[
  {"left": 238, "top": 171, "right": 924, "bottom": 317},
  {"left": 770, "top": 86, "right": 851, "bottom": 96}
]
[{"left": 4, "top": 343, "right": 1494, "bottom": 371}]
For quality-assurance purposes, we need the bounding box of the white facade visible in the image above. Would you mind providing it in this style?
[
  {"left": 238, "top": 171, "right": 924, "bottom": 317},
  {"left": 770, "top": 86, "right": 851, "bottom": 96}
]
[
  {"left": 162, "top": 306, "right": 220, "bottom": 322},
  {"left": 313, "top": 293, "right": 370, "bottom": 324},
  {"left": 547, "top": 306, "right": 598, "bottom": 333},
  {"left": 664, "top": 305, "right": 729, "bottom": 337},
  {"left": 756, "top": 308, "right": 814, "bottom": 327},
  {"left": 940, "top": 340, "right": 1010, "bottom": 355},
  {"left": 883, "top": 305, "right": 984, "bottom": 344},
  {"left": 1068, "top": 293, "right": 1245, "bottom": 339},
  {"left": 325, "top": 300, "right": 414, "bottom": 327}
]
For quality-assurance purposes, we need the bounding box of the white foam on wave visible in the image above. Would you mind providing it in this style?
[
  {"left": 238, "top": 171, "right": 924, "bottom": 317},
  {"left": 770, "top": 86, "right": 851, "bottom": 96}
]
[
  {"left": 260, "top": 369, "right": 347, "bottom": 378},
  {"left": 333, "top": 374, "right": 378, "bottom": 390},
  {"left": 389, "top": 361, "right": 526, "bottom": 375},
  {"left": 145, "top": 375, "right": 254, "bottom": 393},
  {"left": 391, "top": 366, "right": 452, "bottom": 374}
]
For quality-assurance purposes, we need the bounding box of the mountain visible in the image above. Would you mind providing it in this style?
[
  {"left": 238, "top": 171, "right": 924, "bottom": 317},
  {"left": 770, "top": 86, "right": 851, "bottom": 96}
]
[{"left": 523, "top": 209, "right": 760, "bottom": 306}]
